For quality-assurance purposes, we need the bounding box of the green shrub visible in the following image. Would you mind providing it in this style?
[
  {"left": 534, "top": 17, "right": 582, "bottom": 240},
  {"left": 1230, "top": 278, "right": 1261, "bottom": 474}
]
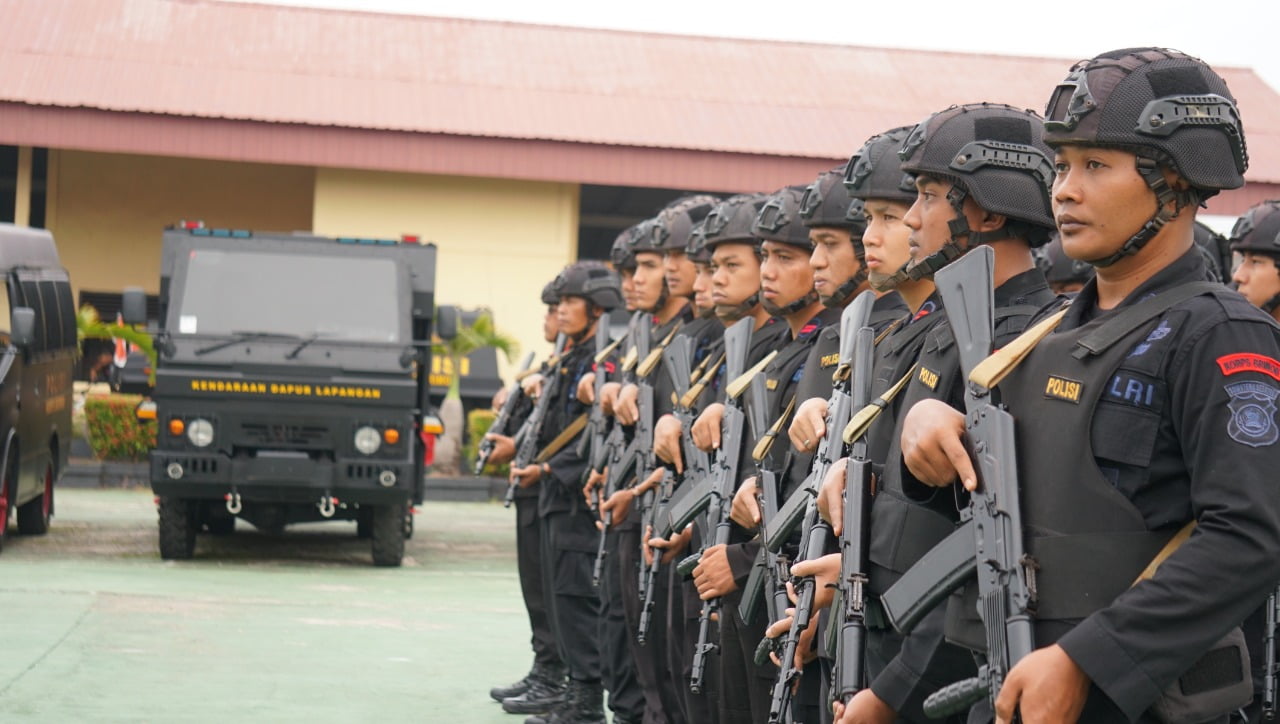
[
  {"left": 84, "top": 394, "right": 156, "bottom": 461},
  {"left": 466, "top": 408, "right": 507, "bottom": 476}
]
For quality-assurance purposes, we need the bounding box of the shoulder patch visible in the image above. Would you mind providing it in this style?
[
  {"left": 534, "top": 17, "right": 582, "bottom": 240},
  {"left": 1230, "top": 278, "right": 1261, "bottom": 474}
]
[
  {"left": 1217, "top": 353, "right": 1280, "bottom": 382},
  {"left": 1044, "top": 375, "right": 1083, "bottom": 404},
  {"left": 765, "top": 378, "right": 779, "bottom": 391},
  {"left": 820, "top": 353, "right": 840, "bottom": 369},
  {"left": 1225, "top": 381, "right": 1280, "bottom": 447},
  {"left": 917, "top": 366, "right": 939, "bottom": 390}
]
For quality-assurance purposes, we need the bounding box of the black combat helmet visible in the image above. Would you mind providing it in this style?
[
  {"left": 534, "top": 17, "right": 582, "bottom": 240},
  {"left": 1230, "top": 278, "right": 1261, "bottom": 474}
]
[
  {"left": 801, "top": 165, "right": 867, "bottom": 235},
  {"left": 702, "top": 194, "right": 768, "bottom": 251},
  {"left": 554, "top": 261, "right": 624, "bottom": 312},
  {"left": 610, "top": 224, "right": 639, "bottom": 271},
  {"left": 898, "top": 103, "right": 1056, "bottom": 282},
  {"left": 802, "top": 164, "right": 871, "bottom": 307},
  {"left": 754, "top": 185, "right": 813, "bottom": 249},
  {"left": 655, "top": 195, "right": 721, "bottom": 253},
  {"left": 844, "top": 126, "right": 918, "bottom": 204},
  {"left": 1193, "top": 221, "right": 1232, "bottom": 283},
  {"left": 541, "top": 279, "right": 560, "bottom": 306},
  {"left": 686, "top": 217, "right": 712, "bottom": 264},
  {"left": 1042, "top": 48, "right": 1248, "bottom": 267},
  {"left": 1037, "top": 233, "right": 1094, "bottom": 289},
  {"left": 1229, "top": 201, "right": 1280, "bottom": 311}
]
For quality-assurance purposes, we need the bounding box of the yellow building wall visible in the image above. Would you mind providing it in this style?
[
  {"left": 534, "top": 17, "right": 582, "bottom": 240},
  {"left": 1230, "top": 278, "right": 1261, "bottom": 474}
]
[
  {"left": 313, "top": 168, "right": 579, "bottom": 374},
  {"left": 48, "top": 150, "right": 315, "bottom": 299}
]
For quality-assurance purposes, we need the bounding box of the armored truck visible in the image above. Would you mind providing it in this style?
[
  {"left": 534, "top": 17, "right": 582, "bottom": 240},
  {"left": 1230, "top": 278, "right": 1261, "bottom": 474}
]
[
  {"left": 0, "top": 223, "right": 75, "bottom": 550},
  {"left": 124, "top": 223, "right": 438, "bottom": 566}
]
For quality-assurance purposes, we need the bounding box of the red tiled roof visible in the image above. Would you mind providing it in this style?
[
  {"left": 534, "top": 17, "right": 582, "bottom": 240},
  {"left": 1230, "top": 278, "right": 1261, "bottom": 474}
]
[{"left": 3, "top": 0, "right": 1280, "bottom": 185}]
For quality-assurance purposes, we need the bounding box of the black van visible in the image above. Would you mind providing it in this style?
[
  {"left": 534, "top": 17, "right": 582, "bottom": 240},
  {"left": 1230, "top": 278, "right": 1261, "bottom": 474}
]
[
  {"left": 0, "top": 224, "right": 75, "bottom": 549},
  {"left": 124, "top": 224, "right": 439, "bottom": 566}
]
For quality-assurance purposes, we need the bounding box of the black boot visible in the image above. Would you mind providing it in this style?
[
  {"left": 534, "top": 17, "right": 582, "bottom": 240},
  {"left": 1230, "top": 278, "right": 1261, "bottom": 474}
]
[
  {"left": 553, "top": 679, "right": 605, "bottom": 724},
  {"left": 503, "top": 669, "right": 568, "bottom": 715},
  {"left": 490, "top": 661, "right": 565, "bottom": 703},
  {"left": 522, "top": 678, "right": 574, "bottom": 724}
]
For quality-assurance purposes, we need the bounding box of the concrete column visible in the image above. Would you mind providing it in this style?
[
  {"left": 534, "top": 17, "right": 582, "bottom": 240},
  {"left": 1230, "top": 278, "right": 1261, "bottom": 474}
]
[{"left": 14, "top": 146, "right": 31, "bottom": 226}]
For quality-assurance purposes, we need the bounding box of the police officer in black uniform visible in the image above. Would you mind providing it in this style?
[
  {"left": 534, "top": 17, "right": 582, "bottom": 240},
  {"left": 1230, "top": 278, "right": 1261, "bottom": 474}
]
[
  {"left": 510, "top": 261, "right": 624, "bottom": 724},
  {"left": 490, "top": 279, "right": 571, "bottom": 714},
  {"left": 1231, "top": 202, "right": 1280, "bottom": 323},
  {"left": 695, "top": 184, "right": 837, "bottom": 723},
  {"left": 903, "top": 48, "right": 1280, "bottom": 723}
]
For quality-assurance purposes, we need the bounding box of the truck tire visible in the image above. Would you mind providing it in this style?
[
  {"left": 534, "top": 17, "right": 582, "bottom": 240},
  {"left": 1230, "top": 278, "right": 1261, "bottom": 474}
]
[
  {"left": 17, "top": 462, "right": 53, "bottom": 535},
  {"left": 158, "top": 496, "right": 197, "bottom": 560},
  {"left": 0, "top": 455, "right": 12, "bottom": 552},
  {"left": 370, "top": 502, "right": 405, "bottom": 567}
]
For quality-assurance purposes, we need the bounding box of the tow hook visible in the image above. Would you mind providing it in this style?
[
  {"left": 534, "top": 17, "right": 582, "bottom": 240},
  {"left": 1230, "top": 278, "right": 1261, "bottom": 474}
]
[
  {"left": 225, "top": 490, "right": 242, "bottom": 515},
  {"left": 318, "top": 495, "right": 337, "bottom": 518}
]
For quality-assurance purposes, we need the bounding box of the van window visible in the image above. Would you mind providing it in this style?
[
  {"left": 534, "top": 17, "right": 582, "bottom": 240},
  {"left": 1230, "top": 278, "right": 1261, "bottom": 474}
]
[
  {"left": 39, "top": 280, "right": 62, "bottom": 349},
  {"left": 17, "top": 278, "right": 46, "bottom": 353},
  {"left": 55, "top": 281, "right": 74, "bottom": 351}
]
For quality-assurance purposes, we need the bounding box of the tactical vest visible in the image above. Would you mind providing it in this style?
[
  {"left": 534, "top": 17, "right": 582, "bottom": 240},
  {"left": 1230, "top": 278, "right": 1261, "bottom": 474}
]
[
  {"left": 944, "top": 283, "right": 1224, "bottom": 652},
  {"left": 869, "top": 305, "right": 1044, "bottom": 597}
]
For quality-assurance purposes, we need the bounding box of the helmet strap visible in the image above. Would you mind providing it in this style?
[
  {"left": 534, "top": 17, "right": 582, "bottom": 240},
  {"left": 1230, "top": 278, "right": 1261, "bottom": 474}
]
[
  {"left": 718, "top": 292, "right": 761, "bottom": 323},
  {"left": 766, "top": 290, "right": 821, "bottom": 318},
  {"left": 1087, "top": 156, "right": 1194, "bottom": 268},
  {"left": 822, "top": 269, "right": 868, "bottom": 308}
]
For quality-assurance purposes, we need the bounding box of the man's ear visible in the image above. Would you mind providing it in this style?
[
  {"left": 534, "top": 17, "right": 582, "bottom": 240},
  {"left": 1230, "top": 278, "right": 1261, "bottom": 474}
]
[{"left": 977, "top": 210, "right": 1007, "bottom": 233}]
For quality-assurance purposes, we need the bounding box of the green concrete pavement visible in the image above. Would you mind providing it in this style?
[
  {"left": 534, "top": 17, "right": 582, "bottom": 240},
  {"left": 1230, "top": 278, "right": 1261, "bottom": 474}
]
[{"left": 0, "top": 488, "right": 536, "bottom": 722}]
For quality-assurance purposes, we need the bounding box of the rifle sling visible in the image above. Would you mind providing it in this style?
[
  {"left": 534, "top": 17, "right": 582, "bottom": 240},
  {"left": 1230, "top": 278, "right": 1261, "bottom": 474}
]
[
  {"left": 1071, "top": 281, "right": 1222, "bottom": 359},
  {"left": 843, "top": 365, "right": 916, "bottom": 444},
  {"left": 534, "top": 413, "right": 589, "bottom": 463}
]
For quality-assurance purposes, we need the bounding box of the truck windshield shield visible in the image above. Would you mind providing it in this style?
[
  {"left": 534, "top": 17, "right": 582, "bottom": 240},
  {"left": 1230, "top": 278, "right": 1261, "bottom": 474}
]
[{"left": 176, "top": 250, "right": 401, "bottom": 344}]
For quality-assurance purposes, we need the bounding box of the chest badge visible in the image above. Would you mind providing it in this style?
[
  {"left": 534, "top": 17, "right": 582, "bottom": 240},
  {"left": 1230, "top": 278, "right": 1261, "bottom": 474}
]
[
  {"left": 917, "top": 366, "right": 939, "bottom": 390},
  {"left": 1225, "top": 381, "right": 1279, "bottom": 448},
  {"left": 1044, "top": 375, "right": 1083, "bottom": 404}
]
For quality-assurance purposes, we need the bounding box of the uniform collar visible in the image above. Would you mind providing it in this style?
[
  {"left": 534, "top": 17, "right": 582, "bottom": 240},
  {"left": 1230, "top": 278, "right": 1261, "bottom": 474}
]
[{"left": 1064, "top": 247, "right": 1207, "bottom": 330}]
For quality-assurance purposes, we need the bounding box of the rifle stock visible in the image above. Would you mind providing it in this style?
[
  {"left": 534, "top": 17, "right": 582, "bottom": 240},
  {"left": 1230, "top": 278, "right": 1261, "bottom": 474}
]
[{"left": 920, "top": 246, "right": 1036, "bottom": 719}]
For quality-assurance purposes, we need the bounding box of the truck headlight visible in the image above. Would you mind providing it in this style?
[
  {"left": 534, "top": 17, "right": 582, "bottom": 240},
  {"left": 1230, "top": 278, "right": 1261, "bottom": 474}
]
[
  {"left": 187, "top": 418, "right": 214, "bottom": 447},
  {"left": 354, "top": 426, "right": 381, "bottom": 455}
]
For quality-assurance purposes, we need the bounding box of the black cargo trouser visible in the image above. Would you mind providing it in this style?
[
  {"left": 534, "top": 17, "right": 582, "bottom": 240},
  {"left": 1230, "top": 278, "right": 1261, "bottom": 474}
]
[
  {"left": 618, "top": 523, "right": 686, "bottom": 724},
  {"left": 718, "top": 587, "right": 777, "bottom": 724},
  {"left": 516, "top": 494, "right": 563, "bottom": 669},
  {"left": 542, "top": 509, "right": 604, "bottom": 682},
  {"left": 600, "top": 526, "right": 646, "bottom": 719}
]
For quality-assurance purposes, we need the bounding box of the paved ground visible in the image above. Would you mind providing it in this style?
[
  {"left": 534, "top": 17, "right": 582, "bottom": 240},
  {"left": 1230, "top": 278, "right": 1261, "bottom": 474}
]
[{"left": 0, "top": 487, "right": 536, "bottom": 722}]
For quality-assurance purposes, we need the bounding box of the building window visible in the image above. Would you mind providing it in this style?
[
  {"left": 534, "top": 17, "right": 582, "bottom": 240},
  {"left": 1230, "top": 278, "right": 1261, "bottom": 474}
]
[{"left": 0, "top": 145, "right": 49, "bottom": 228}]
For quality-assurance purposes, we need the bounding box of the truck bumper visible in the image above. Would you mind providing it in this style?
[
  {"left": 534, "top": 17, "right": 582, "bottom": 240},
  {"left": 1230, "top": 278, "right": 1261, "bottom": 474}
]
[{"left": 150, "top": 451, "right": 414, "bottom": 504}]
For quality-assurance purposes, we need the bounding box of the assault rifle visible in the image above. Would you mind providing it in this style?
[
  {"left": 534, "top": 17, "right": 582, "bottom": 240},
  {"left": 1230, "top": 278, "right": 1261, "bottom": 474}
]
[
  {"left": 831, "top": 295, "right": 879, "bottom": 707},
  {"left": 577, "top": 319, "right": 623, "bottom": 472},
  {"left": 591, "top": 312, "right": 645, "bottom": 587},
  {"left": 671, "top": 317, "right": 754, "bottom": 693},
  {"left": 504, "top": 334, "right": 567, "bottom": 507},
  {"left": 475, "top": 351, "right": 537, "bottom": 475},
  {"left": 760, "top": 292, "right": 876, "bottom": 721},
  {"left": 916, "top": 247, "right": 1036, "bottom": 719},
  {"left": 741, "top": 372, "right": 792, "bottom": 633},
  {"left": 633, "top": 318, "right": 668, "bottom": 645}
]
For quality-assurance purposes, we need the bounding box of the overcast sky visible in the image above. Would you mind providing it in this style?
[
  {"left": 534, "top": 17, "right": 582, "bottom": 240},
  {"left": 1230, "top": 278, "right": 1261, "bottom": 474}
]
[{"left": 239, "top": 0, "right": 1280, "bottom": 92}]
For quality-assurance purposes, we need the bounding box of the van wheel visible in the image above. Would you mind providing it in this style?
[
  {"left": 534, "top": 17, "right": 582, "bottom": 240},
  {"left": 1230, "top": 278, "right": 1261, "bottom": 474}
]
[
  {"left": 370, "top": 502, "right": 405, "bottom": 567},
  {"left": 158, "top": 496, "right": 197, "bottom": 560},
  {"left": 17, "top": 462, "right": 53, "bottom": 535}
]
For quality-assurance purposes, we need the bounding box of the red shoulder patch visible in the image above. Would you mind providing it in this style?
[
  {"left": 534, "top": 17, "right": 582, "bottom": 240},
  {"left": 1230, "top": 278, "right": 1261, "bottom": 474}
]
[{"left": 1217, "top": 353, "right": 1280, "bottom": 382}]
